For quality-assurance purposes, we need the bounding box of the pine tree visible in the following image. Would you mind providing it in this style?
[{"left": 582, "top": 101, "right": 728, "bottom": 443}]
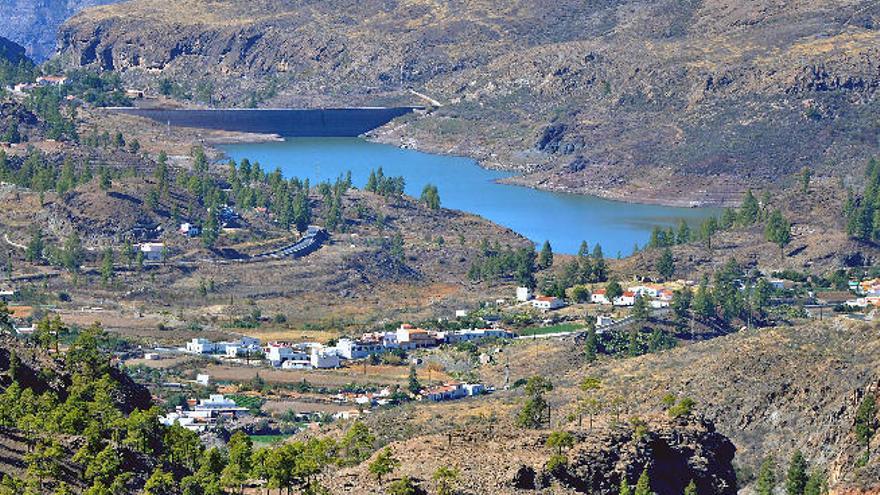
[
  {"left": 803, "top": 470, "right": 827, "bottom": 495},
  {"left": 578, "top": 241, "right": 589, "bottom": 258},
  {"left": 700, "top": 217, "right": 718, "bottom": 250},
  {"left": 606, "top": 280, "right": 623, "bottom": 303},
  {"left": 25, "top": 229, "right": 44, "bottom": 262},
  {"left": 420, "top": 183, "right": 441, "bottom": 210},
  {"left": 407, "top": 365, "right": 421, "bottom": 395},
  {"left": 786, "top": 450, "right": 808, "bottom": 495},
  {"left": 756, "top": 457, "right": 776, "bottom": 495},
  {"left": 634, "top": 468, "right": 651, "bottom": 495},
  {"left": 538, "top": 240, "right": 554, "bottom": 269},
  {"left": 692, "top": 276, "right": 715, "bottom": 321},
  {"left": 720, "top": 208, "right": 737, "bottom": 229},
  {"left": 676, "top": 219, "right": 691, "bottom": 244},
  {"left": 765, "top": 210, "right": 792, "bottom": 258},
  {"left": 100, "top": 248, "right": 114, "bottom": 285},
  {"left": 584, "top": 327, "right": 598, "bottom": 362},
  {"left": 657, "top": 247, "right": 675, "bottom": 280},
  {"left": 800, "top": 166, "right": 812, "bottom": 194},
  {"left": 854, "top": 395, "right": 877, "bottom": 447},
  {"left": 740, "top": 189, "right": 760, "bottom": 225},
  {"left": 619, "top": 476, "right": 632, "bottom": 495},
  {"left": 368, "top": 447, "right": 400, "bottom": 484},
  {"left": 632, "top": 294, "right": 649, "bottom": 323}
]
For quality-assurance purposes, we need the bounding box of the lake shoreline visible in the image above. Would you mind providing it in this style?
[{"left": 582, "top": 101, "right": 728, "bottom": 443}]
[
  {"left": 221, "top": 137, "right": 720, "bottom": 255},
  {"left": 123, "top": 105, "right": 726, "bottom": 209}
]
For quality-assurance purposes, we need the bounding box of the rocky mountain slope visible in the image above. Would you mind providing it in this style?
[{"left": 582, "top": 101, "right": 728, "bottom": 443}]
[
  {"left": 0, "top": 37, "right": 28, "bottom": 66},
  {"left": 0, "top": 0, "right": 121, "bottom": 61},
  {"left": 57, "top": 0, "right": 880, "bottom": 205},
  {"left": 564, "top": 320, "right": 880, "bottom": 492},
  {"left": 324, "top": 417, "right": 736, "bottom": 494},
  {"left": 347, "top": 319, "right": 879, "bottom": 494}
]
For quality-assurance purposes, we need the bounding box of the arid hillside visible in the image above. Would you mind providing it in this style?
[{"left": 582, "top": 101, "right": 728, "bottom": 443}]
[
  {"left": 340, "top": 319, "right": 880, "bottom": 494},
  {"left": 57, "top": 0, "right": 880, "bottom": 205}
]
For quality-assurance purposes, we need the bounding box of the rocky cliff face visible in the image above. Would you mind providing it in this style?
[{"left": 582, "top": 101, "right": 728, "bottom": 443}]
[
  {"left": 57, "top": 0, "right": 880, "bottom": 205},
  {"left": 0, "top": 0, "right": 121, "bottom": 61},
  {"left": 326, "top": 417, "right": 736, "bottom": 494}
]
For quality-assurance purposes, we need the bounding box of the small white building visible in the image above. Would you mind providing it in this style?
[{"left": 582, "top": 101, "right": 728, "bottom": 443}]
[
  {"left": 335, "top": 338, "right": 384, "bottom": 360},
  {"left": 196, "top": 374, "right": 210, "bottom": 386},
  {"left": 395, "top": 325, "right": 436, "bottom": 350},
  {"left": 265, "top": 343, "right": 308, "bottom": 367},
  {"left": 628, "top": 285, "right": 661, "bottom": 298},
  {"left": 36, "top": 75, "right": 68, "bottom": 86},
  {"left": 186, "top": 338, "right": 219, "bottom": 354},
  {"left": 516, "top": 287, "right": 533, "bottom": 302},
  {"left": 139, "top": 242, "right": 165, "bottom": 261},
  {"left": 591, "top": 289, "right": 610, "bottom": 305},
  {"left": 613, "top": 292, "right": 636, "bottom": 307},
  {"left": 180, "top": 223, "right": 201, "bottom": 237},
  {"left": 144, "top": 353, "right": 160, "bottom": 361},
  {"left": 463, "top": 383, "right": 485, "bottom": 396},
  {"left": 531, "top": 296, "right": 565, "bottom": 311},
  {"left": 596, "top": 315, "right": 615, "bottom": 327},
  {"left": 281, "top": 359, "right": 312, "bottom": 369},
  {"left": 455, "top": 309, "right": 469, "bottom": 318},
  {"left": 311, "top": 347, "right": 341, "bottom": 369}
]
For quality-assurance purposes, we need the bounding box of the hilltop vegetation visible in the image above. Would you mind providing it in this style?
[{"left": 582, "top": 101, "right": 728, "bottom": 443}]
[
  {"left": 57, "top": 0, "right": 880, "bottom": 205},
  {"left": 0, "top": 37, "right": 36, "bottom": 88}
]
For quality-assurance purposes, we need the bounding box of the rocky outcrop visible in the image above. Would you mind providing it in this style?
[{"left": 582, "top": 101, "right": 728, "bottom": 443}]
[
  {"left": 325, "top": 417, "right": 736, "bottom": 494},
  {"left": 56, "top": 0, "right": 880, "bottom": 204},
  {"left": 0, "top": 0, "right": 122, "bottom": 61},
  {"left": 560, "top": 418, "right": 736, "bottom": 495}
]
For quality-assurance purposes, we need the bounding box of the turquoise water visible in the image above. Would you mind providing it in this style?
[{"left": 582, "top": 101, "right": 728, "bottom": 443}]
[{"left": 221, "top": 138, "right": 718, "bottom": 255}]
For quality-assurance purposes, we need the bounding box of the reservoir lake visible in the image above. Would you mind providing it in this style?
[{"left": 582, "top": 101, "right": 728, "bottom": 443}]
[{"left": 221, "top": 137, "right": 719, "bottom": 256}]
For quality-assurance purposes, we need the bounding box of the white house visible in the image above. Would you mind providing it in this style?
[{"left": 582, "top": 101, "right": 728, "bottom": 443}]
[
  {"left": 196, "top": 374, "right": 210, "bottom": 386},
  {"left": 596, "top": 315, "right": 615, "bottom": 327},
  {"left": 180, "top": 223, "right": 201, "bottom": 237},
  {"left": 281, "top": 359, "right": 312, "bottom": 369},
  {"left": 139, "top": 242, "right": 165, "bottom": 261},
  {"left": 159, "top": 412, "right": 208, "bottom": 433},
  {"left": 627, "top": 285, "right": 660, "bottom": 298},
  {"left": 186, "top": 338, "right": 219, "bottom": 354},
  {"left": 36, "top": 75, "right": 68, "bottom": 86},
  {"left": 422, "top": 383, "right": 467, "bottom": 402},
  {"left": 225, "top": 337, "right": 261, "bottom": 358},
  {"left": 422, "top": 382, "right": 485, "bottom": 402},
  {"left": 516, "top": 287, "right": 533, "bottom": 302},
  {"left": 591, "top": 289, "right": 610, "bottom": 305},
  {"left": 336, "top": 338, "right": 385, "bottom": 360},
  {"left": 531, "top": 296, "right": 565, "bottom": 311},
  {"left": 311, "top": 347, "right": 341, "bottom": 369},
  {"left": 463, "top": 383, "right": 485, "bottom": 396},
  {"left": 395, "top": 325, "right": 436, "bottom": 350},
  {"left": 265, "top": 343, "right": 308, "bottom": 367},
  {"left": 454, "top": 309, "right": 469, "bottom": 318},
  {"left": 613, "top": 292, "right": 636, "bottom": 307}
]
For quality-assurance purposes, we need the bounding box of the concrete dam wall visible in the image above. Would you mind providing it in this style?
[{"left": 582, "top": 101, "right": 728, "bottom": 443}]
[{"left": 112, "top": 107, "right": 420, "bottom": 137}]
